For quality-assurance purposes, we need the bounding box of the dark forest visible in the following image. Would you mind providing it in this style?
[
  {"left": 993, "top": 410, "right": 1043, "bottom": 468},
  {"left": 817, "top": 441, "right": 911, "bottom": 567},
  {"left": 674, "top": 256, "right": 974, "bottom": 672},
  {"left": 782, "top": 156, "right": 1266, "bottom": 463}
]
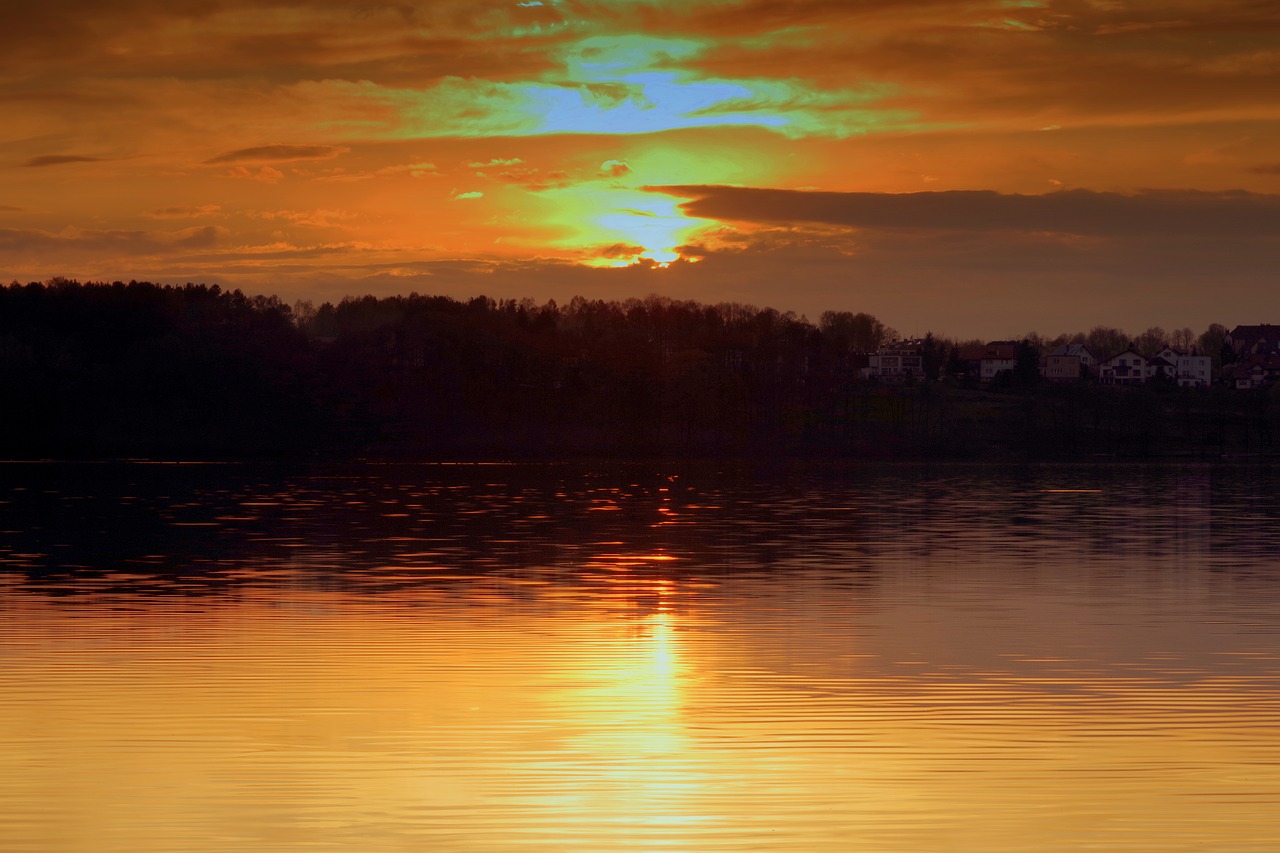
[{"left": 3, "top": 280, "right": 1277, "bottom": 460}]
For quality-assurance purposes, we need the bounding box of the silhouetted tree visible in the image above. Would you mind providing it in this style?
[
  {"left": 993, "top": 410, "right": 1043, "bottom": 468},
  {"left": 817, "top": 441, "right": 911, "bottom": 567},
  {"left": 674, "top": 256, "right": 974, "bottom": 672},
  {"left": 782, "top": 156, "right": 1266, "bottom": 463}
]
[
  {"left": 1170, "top": 327, "right": 1195, "bottom": 352},
  {"left": 1013, "top": 340, "right": 1042, "bottom": 390},
  {"left": 1134, "top": 326, "right": 1168, "bottom": 357},
  {"left": 1085, "top": 326, "right": 1131, "bottom": 361},
  {"left": 819, "top": 311, "right": 892, "bottom": 353},
  {"left": 1198, "top": 323, "right": 1228, "bottom": 368}
]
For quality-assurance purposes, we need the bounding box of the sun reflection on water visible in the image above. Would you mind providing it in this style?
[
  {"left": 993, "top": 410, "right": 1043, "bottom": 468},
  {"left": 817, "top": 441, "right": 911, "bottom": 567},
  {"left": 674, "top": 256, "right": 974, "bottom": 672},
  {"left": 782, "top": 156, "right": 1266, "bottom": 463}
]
[{"left": 4, "top": 464, "right": 1280, "bottom": 851}]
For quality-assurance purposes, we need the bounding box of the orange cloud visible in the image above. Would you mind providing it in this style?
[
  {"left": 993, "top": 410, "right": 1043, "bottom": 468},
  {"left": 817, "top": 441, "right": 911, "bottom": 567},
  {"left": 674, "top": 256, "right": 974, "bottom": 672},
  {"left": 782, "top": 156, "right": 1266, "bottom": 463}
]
[
  {"left": 205, "top": 144, "right": 347, "bottom": 164},
  {"left": 250, "top": 209, "right": 355, "bottom": 228},
  {"left": 22, "top": 154, "right": 104, "bottom": 167},
  {"left": 0, "top": 225, "right": 226, "bottom": 256},
  {"left": 225, "top": 165, "right": 285, "bottom": 183},
  {"left": 147, "top": 204, "right": 222, "bottom": 220},
  {"left": 600, "top": 159, "right": 632, "bottom": 178}
]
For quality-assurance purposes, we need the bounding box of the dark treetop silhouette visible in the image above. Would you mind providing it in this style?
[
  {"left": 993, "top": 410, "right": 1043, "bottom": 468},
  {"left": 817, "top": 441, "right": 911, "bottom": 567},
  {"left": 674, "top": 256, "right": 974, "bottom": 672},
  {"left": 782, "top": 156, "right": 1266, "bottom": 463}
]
[{"left": 2, "top": 280, "right": 1275, "bottom": 460}]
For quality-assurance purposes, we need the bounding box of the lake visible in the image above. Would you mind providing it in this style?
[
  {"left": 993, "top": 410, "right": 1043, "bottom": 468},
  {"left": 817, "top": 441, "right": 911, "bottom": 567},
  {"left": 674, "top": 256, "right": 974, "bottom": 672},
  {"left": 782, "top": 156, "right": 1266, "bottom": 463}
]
[{"left": 2, "top": 461, "right": 1279, "bottom": 851}]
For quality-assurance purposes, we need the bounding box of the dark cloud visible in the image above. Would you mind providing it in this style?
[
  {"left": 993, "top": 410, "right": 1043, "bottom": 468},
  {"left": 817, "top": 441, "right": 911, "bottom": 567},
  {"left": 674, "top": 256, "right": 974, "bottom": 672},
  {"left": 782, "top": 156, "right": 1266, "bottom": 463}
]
[
  {"left": 174, "top": 243, "right": 358, "bottom": 263},
  {"left": 654, "top": 185, "right": 1280, "bottom": 238},
  {"left": 1250, "top": 163, "right": 1280, "bottom": 175},
  {"left": 0, "top": 2, "right": 566, "bottom": 86},
  {"left": 597, "top": 242, "right": 645, "bottom": 259},
  {"left": 654, "top": 226, "right": 1279, "bottom": 339},
  {"left": 205, "top": 144, "right": 346, "bottom": 164},
  {"left": 681, "top": 1, "right": 1280, "bottom": 128},
  {"left": 0, "top": 205, "right": 25, "bottom": 212},
  {"left": 23, "top": 155, "right": 103, "bottom": 168},
  {"left": 0, "top": 225, "right": 225, "bottom": 255}
]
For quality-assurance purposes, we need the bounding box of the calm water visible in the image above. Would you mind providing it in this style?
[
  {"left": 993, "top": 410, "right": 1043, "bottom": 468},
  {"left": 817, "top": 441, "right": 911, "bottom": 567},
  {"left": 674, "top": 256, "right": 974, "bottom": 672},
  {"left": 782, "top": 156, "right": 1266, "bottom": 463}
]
[{"left": 2, "top": 461, "right": 1279, "bottom": 852}]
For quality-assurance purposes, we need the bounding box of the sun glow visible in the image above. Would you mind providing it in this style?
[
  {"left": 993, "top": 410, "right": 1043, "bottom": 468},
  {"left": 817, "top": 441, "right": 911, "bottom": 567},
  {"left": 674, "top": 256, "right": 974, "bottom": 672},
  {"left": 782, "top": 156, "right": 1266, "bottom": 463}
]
[
  {"left": 528, "top": 180, "right": 712, "bottom": 267},
  {"left": 593, "top": 193, "right": 704, "bottom": 266}
]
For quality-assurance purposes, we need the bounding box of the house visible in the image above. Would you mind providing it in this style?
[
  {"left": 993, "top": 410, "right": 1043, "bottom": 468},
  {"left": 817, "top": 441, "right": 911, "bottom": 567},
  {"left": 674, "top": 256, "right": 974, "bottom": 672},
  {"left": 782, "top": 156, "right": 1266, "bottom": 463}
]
[
  {"left": 1147, "top": 355, "right": 1176, "bottom": 382},
  {"left": 1099, "top": 349, "right": 1148, "bottom": 385},
  {"left": 863, "top": 340, "right": 926, "bottom": 383},
  {"left": 1225, "top": 324, "right": 1280, "bottom": 358},
  {"left": 1042, "top": 344, "right": 1097, "bottom": 382},
  {"left": 1154, "top": 346, "right": 1212, "bottom": 388},
  {"left": 1226, "top": 353, "right": 1280, "bottom": 389},
  {"left": 957, "top": 342, "right": 1019, "bottom": 383}
]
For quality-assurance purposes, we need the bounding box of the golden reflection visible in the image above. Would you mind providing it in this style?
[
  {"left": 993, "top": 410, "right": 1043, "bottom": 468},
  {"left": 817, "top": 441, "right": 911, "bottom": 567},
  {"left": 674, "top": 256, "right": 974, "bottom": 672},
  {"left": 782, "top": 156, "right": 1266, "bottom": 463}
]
[
  {"left": 561, "top": 576, "right": 685, "bottom": 746},
  {"left": 5, "top": 573, "right": 1280, "bottom": 852}
]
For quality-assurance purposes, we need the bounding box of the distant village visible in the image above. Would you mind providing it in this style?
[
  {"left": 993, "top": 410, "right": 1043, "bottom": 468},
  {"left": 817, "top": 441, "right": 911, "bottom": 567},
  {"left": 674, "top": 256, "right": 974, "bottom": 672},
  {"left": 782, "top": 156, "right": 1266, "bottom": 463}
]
[{"left": 862, "top": 324, "right": 1280, "bottom": 390}]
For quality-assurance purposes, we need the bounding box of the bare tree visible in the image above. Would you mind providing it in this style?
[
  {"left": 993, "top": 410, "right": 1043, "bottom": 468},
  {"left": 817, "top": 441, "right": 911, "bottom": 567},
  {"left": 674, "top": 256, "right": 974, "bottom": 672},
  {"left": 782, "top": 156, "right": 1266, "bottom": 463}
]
[
  {"left": 820, "top": 311, "right": 893, "bottom": 351},
  {"left": 1085, "top": 326, "right": 1131, "bottom": 360},
  {"left": 1134, "top": 326, "right": 1168, "bottom": 357}
]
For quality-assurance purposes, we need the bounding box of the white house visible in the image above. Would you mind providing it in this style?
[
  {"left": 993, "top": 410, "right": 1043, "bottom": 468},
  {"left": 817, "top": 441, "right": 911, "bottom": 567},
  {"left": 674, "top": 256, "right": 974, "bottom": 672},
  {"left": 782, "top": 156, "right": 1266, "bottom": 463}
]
[
  {"left": 863, "top": 340, "right": 926, "bottom": 383},
  {"left": 1099, "top": 349, "right": 1148, "bottom": 385},
  {"left": 1154, "top": 347, "right": 1212, "bottom": 388},
  {"left": 957, "top": 342, "right": 1019, "bottom": 383}
]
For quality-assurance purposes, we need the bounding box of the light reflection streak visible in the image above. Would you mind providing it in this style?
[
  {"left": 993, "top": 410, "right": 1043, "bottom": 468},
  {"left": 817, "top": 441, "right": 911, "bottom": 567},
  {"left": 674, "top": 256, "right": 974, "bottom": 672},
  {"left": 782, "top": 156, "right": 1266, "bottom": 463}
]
[
  {"left": 3, "top": 465, "right": 1280, "bottom": 851},
  {"left": 3, "top": 576, "right": 1280, "bottom": 852}
]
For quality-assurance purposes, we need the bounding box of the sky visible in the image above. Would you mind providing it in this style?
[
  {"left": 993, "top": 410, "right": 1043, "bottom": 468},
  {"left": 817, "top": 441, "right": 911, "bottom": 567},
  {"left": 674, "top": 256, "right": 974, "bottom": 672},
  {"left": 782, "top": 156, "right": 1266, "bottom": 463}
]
[{"left": 3, "top": 0, "right": 1279, "bottom": 339}]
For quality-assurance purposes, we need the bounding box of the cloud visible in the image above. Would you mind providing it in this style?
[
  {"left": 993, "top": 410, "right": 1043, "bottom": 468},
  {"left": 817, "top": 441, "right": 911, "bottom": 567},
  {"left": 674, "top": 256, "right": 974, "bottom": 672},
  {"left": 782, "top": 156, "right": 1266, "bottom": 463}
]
[
  {"left": 597, "top": 242, "right": 645, "bottom": 259},
  {"left": 315, "top": 161, "right": 439, "bottom": 182},
  {"left": 6, "top": 0, "right": 1280, "bottom": 153},
  {"left": 23, "top": 154, "right": 103, "bottom": 167},
  {"left": 0, "top": 204, "right": 24, "bottom": 212},
  {"left": 484, "top": 164, "right": 572, "bottom": 191},
  {"left": 146, "top": 204, "right": 222, "bottom": 219},
  {"left": 0, "top": 2, "right": 571, "bottom": 84},
  {"left": 205, "top": 144, "right": 346, "bottom": 164},
  {"left": 173, "top": 242, "right": 362, "bottom": 264},
  {"left": 469, "top": 157, "right": 524, "bottom": 169},
  {"left": 249, "top": 208, "right": 355, "bottom": 227},
  {"left": 452, "top": 190, "right": 484, "bottom": 200},
  {"left": 225, "top": 165, "right": 285, "bottom": 183},
  {"left": 0, "top": 224, "right": 226, "bottom": 256},
  {"left": 1250, "top": 163, "right": 1280, "bottom": 175},
  {"left": 600, "top": 159, "right": 632, "bottom": 178},
  {"left": 675, "top": 1, "right": 1280, "bottom": 133},
  {"left": 653, "top": 185, "right": 1280, "bottom": 238}
]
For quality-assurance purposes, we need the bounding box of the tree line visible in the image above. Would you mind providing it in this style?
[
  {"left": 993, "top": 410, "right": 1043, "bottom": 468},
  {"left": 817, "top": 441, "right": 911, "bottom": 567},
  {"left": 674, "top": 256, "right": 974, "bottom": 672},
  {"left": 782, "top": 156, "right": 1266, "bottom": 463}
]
[{"left": 1, "top": 279, "right": 1274, "bottom": 460}]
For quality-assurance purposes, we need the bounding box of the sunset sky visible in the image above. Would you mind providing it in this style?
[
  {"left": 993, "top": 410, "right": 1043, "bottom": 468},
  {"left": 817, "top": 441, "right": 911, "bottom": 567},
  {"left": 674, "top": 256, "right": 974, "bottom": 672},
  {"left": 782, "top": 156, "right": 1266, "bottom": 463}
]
[{"left": 4, "top": 0, "right": 1279, "bottom": 338}]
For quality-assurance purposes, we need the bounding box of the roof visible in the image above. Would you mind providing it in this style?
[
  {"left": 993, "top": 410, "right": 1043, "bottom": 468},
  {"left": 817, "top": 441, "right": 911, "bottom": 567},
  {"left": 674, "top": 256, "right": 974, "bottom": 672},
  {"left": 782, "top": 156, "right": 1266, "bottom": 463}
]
[
  {"left": 1048, "top": 344, "right": 1096, "bottom": 359},
  {"left": 1228, "top": 324, "right": 1280, "bottom": 355},
  {"left": 1239, "top": 352, "right": 1280, "bottom": 370},
  {"left": 1101, "top": 348, "right": 1146, "bottom": 365}
]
